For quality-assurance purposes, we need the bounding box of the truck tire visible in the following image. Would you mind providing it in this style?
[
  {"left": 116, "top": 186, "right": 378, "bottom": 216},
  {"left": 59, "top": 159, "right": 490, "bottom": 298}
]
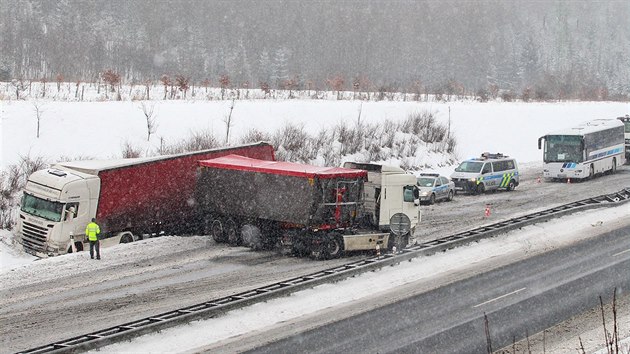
[
  {"left": 388, "top": 233, "right": 409, "bottom": 253},
  {"left": 291, "top": 235, "right": 310, "bottom": 257},
  {"left": 476, "top": 183, "right": 485, "bottom": 195},
  {"left": 241, "top": 224, "right": 263, "bottom": 250},
  {"left": 225, "top": 219, "right": 241, "bottom": 246},
  {"left": 506, "top": 180, "right": 516, "bottom": 191},
  {"left": 120, "top": 233, "right": 134, "bottom": 243},
  {"left": 429, "top": 193, "right": 436, "bottom": 205},
  {"left": 211, "top": 219, "right": 226, "bottom": 243},
  {"left": 325, "top": 232, "right": 344, "bottom": 259},
  {"left": 67, "top": 242, "right": 84, "bottom": 253}
]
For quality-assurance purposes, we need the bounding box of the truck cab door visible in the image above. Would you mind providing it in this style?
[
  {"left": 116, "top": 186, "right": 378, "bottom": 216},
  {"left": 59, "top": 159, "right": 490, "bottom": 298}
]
[{"left": 60, "top": 202, "right": 80, "bottom": 251}]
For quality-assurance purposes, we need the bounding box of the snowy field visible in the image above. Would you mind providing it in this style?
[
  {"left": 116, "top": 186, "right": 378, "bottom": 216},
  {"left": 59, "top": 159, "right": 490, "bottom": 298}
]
[{"left": 2, "top": 99, "right": 628, "bottom": 172}]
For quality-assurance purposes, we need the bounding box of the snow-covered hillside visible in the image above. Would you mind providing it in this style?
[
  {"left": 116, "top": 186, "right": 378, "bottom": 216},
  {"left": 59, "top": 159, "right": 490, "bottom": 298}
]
[{"left": 2, "top": 97, "right": 628, "bottom": 172}]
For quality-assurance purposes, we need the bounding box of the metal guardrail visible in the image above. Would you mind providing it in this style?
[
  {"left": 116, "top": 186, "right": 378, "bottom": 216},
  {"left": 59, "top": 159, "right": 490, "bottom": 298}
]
[{"left": 18, "top": 188, "right": 630, "bottom": 354}]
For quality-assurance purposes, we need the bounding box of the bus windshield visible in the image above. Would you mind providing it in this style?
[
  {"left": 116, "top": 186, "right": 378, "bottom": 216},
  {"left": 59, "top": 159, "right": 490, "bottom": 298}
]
[
  {"left": 544, "top": 135, "right": 583, "bottom": 163},
  {"left": 454, "top": 161, "right": 484, "bottom": 173},
  {"left": 21, "top": 193, "right": 64, "bottom": 222}
]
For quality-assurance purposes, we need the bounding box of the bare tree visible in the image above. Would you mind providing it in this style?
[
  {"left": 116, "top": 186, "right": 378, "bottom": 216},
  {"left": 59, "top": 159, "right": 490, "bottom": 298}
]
[
  {"left": 11, "top": 79, "right": 26, "bottom": 100},
  {"left": 139, "top": 102, "right": 158, "bottom": 141},
  {"left": 175, "top": 75, "right": 190, "bottom": 99},
  {"left": 223, "top": 99, "right": 235, "bottom": 144},
  {"left": 327, "top": 75, "right": 345, "bottom": 100},
  {"left": 32, "top": 101, "right": 45, "bottom": 138},
  {"left": 160, "top": 75, "right": 171, "bottom": 100},
  {"left": 219, "top": 75, "right": 230, "bottom": 100}
]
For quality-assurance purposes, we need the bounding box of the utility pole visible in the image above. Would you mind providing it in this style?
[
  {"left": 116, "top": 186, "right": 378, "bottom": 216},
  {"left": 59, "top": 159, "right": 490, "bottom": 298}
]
[{"left": 448, "top": 106, "right": 451, "bottom": 139}]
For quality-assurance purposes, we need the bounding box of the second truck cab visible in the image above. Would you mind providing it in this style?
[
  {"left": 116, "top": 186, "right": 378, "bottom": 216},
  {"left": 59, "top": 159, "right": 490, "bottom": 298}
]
[{"left": 342, "top": 162, "right": 421, "bottom": 234}]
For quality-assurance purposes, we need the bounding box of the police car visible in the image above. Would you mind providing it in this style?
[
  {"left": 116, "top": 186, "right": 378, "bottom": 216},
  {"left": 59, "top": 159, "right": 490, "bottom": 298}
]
[
  {"left": 416, "top": 173, "right": 455, "bottom": 204},
  {"left": 450, "top": 153, "right": 519, "bottom": 194}
]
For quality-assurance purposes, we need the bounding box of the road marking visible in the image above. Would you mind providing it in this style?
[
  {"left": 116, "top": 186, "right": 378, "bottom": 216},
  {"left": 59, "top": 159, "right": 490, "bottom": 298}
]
[
  {"left": 474, "top": 287, "right": 527, "bottom": 308},
  {"left": 612, "top": 249, "right": 630, "bottom": 257}
]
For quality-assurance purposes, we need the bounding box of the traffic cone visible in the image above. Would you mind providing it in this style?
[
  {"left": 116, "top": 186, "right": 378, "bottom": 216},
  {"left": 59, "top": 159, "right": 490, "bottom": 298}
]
[{"left": 484, "top": 204, "right": 491, "bottom": 218}]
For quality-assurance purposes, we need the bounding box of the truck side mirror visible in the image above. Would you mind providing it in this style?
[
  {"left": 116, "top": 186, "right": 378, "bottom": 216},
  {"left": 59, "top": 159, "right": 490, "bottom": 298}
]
[{"left": 413, "top": 186, "right": 420, "bottom": 206}]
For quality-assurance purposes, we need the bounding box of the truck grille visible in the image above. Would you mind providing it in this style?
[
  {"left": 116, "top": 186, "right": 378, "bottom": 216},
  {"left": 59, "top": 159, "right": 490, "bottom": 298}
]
[{"left": 21, "top": 221, "right": 49, "bottom": 254}]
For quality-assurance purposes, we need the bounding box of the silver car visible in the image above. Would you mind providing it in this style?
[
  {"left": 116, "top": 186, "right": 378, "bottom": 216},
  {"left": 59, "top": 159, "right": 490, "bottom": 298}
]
[{"left": 416, "top": 173, "right": 455, "bottom": 204}]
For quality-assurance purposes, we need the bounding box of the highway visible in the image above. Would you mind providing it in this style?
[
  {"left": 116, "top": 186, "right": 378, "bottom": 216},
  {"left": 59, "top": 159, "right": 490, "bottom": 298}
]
[{"left": 247, "top": 223, "right": 630, "bottom": 354}]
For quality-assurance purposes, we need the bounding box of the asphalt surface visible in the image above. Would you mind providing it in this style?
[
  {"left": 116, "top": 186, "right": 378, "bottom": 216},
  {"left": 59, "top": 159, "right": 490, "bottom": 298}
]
[{"left": 246, "top": 223, "right": 630, "bottom": 354}]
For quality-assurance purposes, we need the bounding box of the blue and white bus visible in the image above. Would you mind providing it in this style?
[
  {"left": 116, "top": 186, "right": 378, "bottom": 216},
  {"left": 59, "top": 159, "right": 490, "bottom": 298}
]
[
  {"left": 538, "top": 119, "right": 625, "bottom": 180},
  {"left": 618, "top": 115, "right": 630, "bottom": 161}
]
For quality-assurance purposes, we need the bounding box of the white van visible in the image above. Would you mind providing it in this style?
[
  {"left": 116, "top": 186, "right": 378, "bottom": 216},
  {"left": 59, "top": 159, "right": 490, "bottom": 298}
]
[{"left": 450, "top": 153, "right": 519, "bottom": 194}]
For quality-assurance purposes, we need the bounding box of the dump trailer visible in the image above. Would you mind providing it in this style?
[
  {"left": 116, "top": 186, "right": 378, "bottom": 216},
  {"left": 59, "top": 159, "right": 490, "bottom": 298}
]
[
  {"left": 196, "top": 155, "right": 420, "bottom": 259},
  {"left": 16, "top": 142, "right": 275, "bottom": 257}
]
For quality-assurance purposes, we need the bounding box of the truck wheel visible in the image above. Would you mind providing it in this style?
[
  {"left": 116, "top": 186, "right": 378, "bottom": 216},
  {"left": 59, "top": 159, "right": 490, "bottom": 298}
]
[
  {"left": 388, "top": 233, "right": 409, "bottom": 253},
  {"left": 447, "top": 190, "right": 454, "bottom": 201},
  {"left": 476, "top": 183, "right": 485, "bottom": 195},
  {"left": 325, "top": 233, "right": 344, "bottom": 259},
  {"left": 211, "top": 219, "right": 226, "bottom": 243},
  {"left": 241, "top": 224, "right": 263, "bottom": 250},
  {"left": 506, "top": 180, "right": 516, "bottom": 191},
  {"left": 67, "top": 242, "right": 84, "bottom": 253},
  {"left": 120, "top": 233, "right": 134, "bottom": 243},
  {"left": 429, "top": 193, "right": 436, "bottom": 205},
  {"left": 226, "top": 220, "right": 241, "bottom": 246},
  {"left": 292, "top": 237, "right": 310, "bottom": 257}
]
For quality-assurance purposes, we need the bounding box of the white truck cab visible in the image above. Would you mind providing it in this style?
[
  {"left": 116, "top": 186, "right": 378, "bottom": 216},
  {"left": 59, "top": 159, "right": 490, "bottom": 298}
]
[
  {"left": 343, "top": 162, "right": 421, "bottom": 233},
  {"left": 17, "top": 167, "right": 99, "bottom": 256}
]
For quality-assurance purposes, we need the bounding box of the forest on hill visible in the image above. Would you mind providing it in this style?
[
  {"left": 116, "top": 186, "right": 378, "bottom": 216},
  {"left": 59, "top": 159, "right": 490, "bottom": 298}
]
[{"left": 1, "top": 0, "right": 629, "bottom": 100}]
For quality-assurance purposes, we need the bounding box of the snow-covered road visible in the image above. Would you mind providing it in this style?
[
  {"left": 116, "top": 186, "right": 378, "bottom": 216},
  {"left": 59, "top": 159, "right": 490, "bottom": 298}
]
[{"left": 96, "top": 203, "right": 630, "bottom": 353}]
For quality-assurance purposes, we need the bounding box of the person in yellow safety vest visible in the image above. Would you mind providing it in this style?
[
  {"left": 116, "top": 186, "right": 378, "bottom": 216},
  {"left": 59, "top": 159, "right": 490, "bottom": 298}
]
[{"left": 85, "top": 218, "right": 101, "bottom": 260}]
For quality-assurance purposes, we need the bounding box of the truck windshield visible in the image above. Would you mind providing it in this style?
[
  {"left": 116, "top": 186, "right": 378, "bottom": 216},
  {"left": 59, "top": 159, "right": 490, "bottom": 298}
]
[
  {"left": 544, "top": 135, "right": 583, "bottom": 163},
  {"left": 21, "top": 193, "right": 64, "bottom": 222},
  {"left": 455, "top": 161, "right": 483, "bottom": 173}
]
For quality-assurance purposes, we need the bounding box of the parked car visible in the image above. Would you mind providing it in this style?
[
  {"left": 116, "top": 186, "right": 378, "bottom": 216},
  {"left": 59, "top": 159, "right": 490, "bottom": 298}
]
[
  {"left": 416, "top": 173, "right": 455, "bottom": 204},
  {"left": 450, "top": 152, "right": 519, "bottom": 194}
]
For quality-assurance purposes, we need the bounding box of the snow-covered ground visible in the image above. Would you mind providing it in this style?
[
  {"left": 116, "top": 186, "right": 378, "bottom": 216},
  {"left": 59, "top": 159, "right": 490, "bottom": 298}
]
[
  {"left": 2, "top": 99, "right": 628, "bottom": 172},
  {"left": 1, "top": 96, "right": 629, "bottom": 352}
]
